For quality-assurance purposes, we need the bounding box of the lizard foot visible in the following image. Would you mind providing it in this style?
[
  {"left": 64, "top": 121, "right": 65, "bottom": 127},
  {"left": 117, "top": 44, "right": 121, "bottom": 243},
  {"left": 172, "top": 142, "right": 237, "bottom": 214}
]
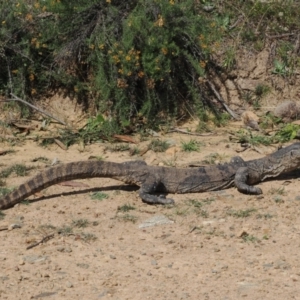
[{"left": 158, "top": 195, "right": 175, "bottom": 205}]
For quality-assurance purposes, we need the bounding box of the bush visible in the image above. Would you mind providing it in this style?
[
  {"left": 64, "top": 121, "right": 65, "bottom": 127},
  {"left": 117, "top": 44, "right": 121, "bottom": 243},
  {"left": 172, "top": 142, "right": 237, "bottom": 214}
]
[
  {"left": 1, "top": 1, "right": 300, "bottom": 129},
  {"left": 1, "top": 0, "right": 224, "bottom": 126}
]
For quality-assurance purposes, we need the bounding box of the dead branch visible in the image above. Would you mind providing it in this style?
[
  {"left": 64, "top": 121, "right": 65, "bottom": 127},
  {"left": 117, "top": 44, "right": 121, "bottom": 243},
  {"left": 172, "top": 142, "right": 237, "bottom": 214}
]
[
  {"left": 26, "top": 233, "right": 55, "bottom": 250},
  {"left": 168, "top": 128, "right": 215, "bottom": 136},
  {"left": 206, "top": 80, "right": 240, "bottom": 120},
  {"left": 3, "top": 94, "right": 67, "bottom": 126}
]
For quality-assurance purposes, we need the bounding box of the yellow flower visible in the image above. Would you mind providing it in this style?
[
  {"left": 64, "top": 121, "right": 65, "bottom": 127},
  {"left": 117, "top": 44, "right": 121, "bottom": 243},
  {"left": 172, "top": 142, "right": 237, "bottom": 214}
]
[
  {"left": 2, "top": 21, "right": 5, "bottom": 24},
  {"left": 169, "top": 0, "right": 174, "bottom": 4},
  {"left": 106, "top": 0, "right": 111, "bottom": 3},
  {"left": 89, "top": 44, "right": 95, "bottom": 50},
  {"left": 117, "top": 78, "right": 128, "bottom": 88},
  {"left": 12, "top": 69, "right": 18, "bottom": 74},
  {"left": 155, "top": 15, "right": 164, "bottom": 27},
  {"left": 26, "top": 14, "right": 33, "bottom": 21},
  {"left": 118, "top": 69, "right": 123, "bottom": 74},
  {"left": 161, "top": 48, "right": 168, "bottom": 55},
  {"left": 31, "top": 89, "right": 37, "bottom": 95},
  {"left": 29, "top": 74, "right": 35, "bottom": 81},
  {"left": 125, "top": 55, "right": 131, "bottom": 61},
  {"left": 199, "top": 61, "right": 206, "bottom": 68},
  {"left": 138, "top": 71, "right": 144, "bottom": 78},
  {"left": 99, "top": 44, "right": 105, "bottom": 50}
]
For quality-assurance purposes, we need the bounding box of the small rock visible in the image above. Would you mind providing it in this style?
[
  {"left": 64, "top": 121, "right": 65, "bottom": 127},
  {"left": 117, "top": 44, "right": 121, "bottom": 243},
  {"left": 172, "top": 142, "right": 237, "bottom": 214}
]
[
  {"left": 237, "top": 229, "right": 249, "bottom": 238},
  {"left": 241, "top": 111, "right": 260, "bottom": 131},
  {"left": 8, "top": 223, "right": 22, "bottom": 231},
  {"left": 23, "top": 255, "right": 47, "bottom": 264},
  {"left": 138, "top": 215, "right": 174, "bottom": 229},
  {"left": 64, "top": 247, "right": 72, "bottom": 253},
  {"left": 274, "top": 100, "right": 300, "bottom": 122},
  {"left": 165, "top": 139, "right": 176, "bottom": 146},
  {"left": 290, "top": 275, "right": 298, "bottom": 282},
  {"left": 165, "top": 146, "right": 180, "bottom": 156},
  {"left": 202, "top": 220, "right": 215, "bottom": 226},
  {"left": 66, "top": 282, "right": 73, "bottom": 288},
  {"left": 19, "top": 259, "right": 25, "bottom": 265},
  {"left": 110, "top": 255, "right": 116, "bottom": 260},
  {"left": 147, "top": 129, "right": 160, "bottom": 137}
]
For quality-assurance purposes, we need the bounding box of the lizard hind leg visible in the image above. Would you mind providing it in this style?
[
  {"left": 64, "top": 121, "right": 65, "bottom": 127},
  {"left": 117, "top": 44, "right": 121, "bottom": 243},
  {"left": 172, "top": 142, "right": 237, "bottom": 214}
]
[
  {"left": 138, "top": 176, "right": 175, "bottom": 205},
  {"left": 235, "top": 167, "right": 262, "bottom": 194}
]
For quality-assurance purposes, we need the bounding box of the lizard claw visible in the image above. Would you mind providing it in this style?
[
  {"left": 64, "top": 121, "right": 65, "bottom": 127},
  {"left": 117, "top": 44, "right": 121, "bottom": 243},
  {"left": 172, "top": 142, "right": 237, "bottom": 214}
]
[{"left": 158, "top": 195, "right": 175, "bottom": 205}]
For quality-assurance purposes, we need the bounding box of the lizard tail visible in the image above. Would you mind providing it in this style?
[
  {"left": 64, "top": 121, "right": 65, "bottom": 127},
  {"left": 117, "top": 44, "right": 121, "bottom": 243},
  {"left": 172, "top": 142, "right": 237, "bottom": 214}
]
[{"left": 0, "top": 161, "right": 129, "bottom": 210}]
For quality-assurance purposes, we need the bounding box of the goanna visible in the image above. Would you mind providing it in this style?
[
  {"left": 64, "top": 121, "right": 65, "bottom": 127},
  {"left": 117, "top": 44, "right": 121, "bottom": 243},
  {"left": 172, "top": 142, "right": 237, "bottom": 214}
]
[{"left": 1, "top": 142, "right": 300, "bottom": 210}]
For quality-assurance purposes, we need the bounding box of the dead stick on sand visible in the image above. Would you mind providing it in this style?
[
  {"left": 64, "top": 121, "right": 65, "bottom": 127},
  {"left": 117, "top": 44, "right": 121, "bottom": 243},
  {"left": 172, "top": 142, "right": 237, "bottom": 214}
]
[{"left": 1, "top": 93, "right": 67, "bottom": 126}]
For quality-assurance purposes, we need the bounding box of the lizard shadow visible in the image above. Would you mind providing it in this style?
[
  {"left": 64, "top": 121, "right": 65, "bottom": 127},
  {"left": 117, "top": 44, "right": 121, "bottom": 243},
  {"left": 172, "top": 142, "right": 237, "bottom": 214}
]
[{"left": 29, "top": 185, "right": 139, "bottom": 204}]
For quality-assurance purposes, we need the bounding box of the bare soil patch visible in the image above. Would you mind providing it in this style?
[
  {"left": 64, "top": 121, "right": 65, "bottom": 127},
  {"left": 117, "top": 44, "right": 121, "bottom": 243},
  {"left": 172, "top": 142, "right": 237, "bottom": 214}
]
[{"left": 1, "top": 127, "right": 300, "bottom": 300}]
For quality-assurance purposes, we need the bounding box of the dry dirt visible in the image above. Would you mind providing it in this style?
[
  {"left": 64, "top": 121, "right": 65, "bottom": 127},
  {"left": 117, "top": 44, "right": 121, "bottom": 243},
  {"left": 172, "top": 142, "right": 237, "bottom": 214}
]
[{"left": 1, "top": 126, "right": 300, "bottom": 300}]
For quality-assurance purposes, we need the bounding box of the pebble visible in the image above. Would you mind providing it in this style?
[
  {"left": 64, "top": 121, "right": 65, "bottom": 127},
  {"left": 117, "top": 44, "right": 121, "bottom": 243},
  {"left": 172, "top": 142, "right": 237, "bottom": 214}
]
[
  {"left": 138, "top": 215, "right": 174, "bottom": 229},
  {"left": 8, "top": 223, "right": 22, "bottom": 231},
  {"left": 66, "top": 282, "right": 73, "bottom": 288},
  {"left": 151, "top": 260, "right": 157, "bottom": 266}
]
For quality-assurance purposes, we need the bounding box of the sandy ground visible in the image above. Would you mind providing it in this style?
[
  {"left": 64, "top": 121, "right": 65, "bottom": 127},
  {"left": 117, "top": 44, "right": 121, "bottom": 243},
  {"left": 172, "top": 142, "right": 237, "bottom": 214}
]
[{"left": 1, "top": 129, "right": 300, "bottom": 300}]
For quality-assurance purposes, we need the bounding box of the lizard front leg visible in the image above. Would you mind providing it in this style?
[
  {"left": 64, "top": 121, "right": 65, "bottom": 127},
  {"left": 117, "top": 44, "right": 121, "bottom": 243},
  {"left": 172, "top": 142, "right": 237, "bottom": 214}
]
[
  {"left": 235, "top": 167, "right": 262, "bottom": 195},
  {"left": 138, "top": 176, "right": 175, "bottom": 205}
]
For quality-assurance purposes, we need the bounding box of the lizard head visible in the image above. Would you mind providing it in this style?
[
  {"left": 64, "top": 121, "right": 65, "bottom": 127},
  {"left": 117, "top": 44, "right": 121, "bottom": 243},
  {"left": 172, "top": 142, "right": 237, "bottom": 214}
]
[{"left": 272, "top": 142, "right": 300, "bottom": 170}]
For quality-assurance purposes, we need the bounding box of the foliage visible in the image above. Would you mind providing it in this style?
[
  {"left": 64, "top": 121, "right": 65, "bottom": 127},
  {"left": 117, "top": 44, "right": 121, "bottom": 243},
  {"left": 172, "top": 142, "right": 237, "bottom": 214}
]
[
  {"left": 227, "top": 208, "right": 257, "bottom": 218},
  {"left": 235, "top": 123, "right": 300, "bottom": 146},
  {"left": 218, "top": 0, "right": 300, "bottom": 76},
  {"left": 0, "top": 0, "right": 223, "bottom": 125},
  {"left": 149, "top": 139, "right": 170, "bottom": 152},
  {"left": 181, "top": 139, "right": 200, "bottom": 152},
  {"left": 0, "top": 0, "right": 299, "bottom": 129},
  {"left": 90, "top": 192, "right": 109, "bottom": 201},
  {"left": 0, "top": 164, "right": 29, "bottom": 178},
  {"left": 117, "top": 204, "right": 136, "bottom": 213}
]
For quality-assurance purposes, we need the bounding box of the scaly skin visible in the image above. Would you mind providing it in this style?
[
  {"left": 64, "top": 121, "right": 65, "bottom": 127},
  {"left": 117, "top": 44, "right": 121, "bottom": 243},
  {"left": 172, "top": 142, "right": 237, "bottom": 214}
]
[{"left": 1, "top": 143, "right": 300, "bottom": 210}]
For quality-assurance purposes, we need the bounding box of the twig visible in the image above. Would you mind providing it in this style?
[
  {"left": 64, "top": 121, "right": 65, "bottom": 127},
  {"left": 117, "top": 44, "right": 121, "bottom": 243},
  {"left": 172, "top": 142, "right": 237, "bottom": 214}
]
[
  {"left": 206, "top": 80, "right": 239, "bottom": 120},
  {"left": 294, "top": 33, "right": 300, "bottom": 55},
  {"left": 5, "top": 94, "right": 67, "bottom": 126},
  {"left": 266, "top": 32, "right": 296, "bottom": 39},
  {"left": 168, "top": 128, "right": 215, "bottom": 136},
  {"left": 26, "top": 233, "right": 55, "bottom": 250},
  {"left": 229, "top": 16, "right": 243, "bottom": 30},
  {"left": 0, "top": 226, "right": 8, "bottom": 231},
  {"left": 6, "top": 57, "right": 13, "bottom": 94}
]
